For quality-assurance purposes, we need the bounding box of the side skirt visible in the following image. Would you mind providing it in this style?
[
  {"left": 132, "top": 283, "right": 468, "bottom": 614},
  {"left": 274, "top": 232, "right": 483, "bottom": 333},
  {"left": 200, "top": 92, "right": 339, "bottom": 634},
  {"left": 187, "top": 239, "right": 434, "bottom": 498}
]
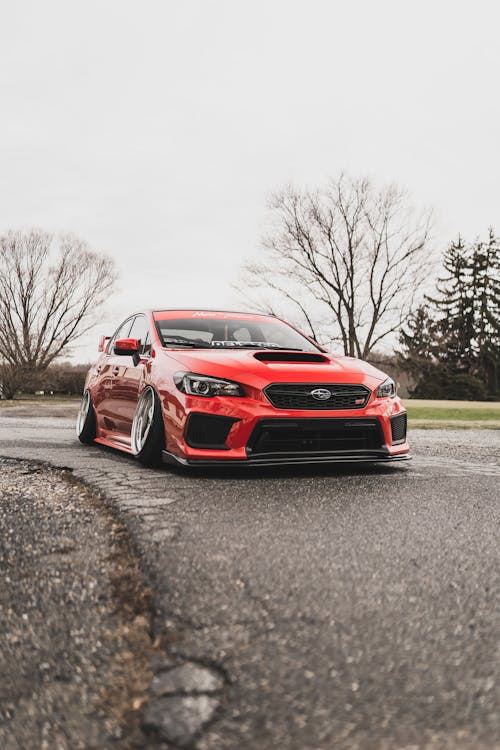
[{"left": 94, "top": 436, "right": 133, "bottom": 454}]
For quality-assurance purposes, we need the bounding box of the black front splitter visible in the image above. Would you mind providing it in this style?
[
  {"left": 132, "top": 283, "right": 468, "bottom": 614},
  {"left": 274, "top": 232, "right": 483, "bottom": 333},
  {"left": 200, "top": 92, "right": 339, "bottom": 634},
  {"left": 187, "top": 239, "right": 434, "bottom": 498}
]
[{"left": 162, "top": 450, "right": 412, "bottom": 468}]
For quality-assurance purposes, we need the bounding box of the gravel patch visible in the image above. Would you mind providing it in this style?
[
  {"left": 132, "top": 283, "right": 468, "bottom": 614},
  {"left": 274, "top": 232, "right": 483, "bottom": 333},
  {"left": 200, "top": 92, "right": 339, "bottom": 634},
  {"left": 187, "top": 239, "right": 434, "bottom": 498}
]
[{"left": 0, "top": 459, "right": 156, "bottom": 749}]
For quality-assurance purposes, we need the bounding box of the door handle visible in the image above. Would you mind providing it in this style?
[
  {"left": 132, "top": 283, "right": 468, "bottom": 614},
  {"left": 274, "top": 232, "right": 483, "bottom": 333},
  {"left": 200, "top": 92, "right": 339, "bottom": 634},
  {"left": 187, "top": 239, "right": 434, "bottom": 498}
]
[{"left": 112, "top": 366, "right": 120, "bottom": 377}]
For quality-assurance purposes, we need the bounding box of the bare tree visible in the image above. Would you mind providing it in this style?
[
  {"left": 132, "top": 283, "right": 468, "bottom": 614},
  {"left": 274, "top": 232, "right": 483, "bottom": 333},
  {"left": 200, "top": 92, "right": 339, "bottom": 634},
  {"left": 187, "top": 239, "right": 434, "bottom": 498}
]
[
  {"left": 0, "top": 229, "right": 116, "bottom": 397},
  {"left": 0, "top": 361, "right": 23, "bottom": 400},
  {"left": 238, "top": 174, "right": 433, "bottom": 358}
]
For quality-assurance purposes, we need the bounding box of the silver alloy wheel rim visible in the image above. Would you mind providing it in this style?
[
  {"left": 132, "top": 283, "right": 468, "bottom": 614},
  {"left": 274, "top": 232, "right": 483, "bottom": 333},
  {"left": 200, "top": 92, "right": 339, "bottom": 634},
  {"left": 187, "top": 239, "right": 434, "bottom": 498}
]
[
  {"left": 131, "top": 388, "right": 155, "bottom": 455},
  {"left": 76, "top": 390, "right": 91, "bottom": 436}
]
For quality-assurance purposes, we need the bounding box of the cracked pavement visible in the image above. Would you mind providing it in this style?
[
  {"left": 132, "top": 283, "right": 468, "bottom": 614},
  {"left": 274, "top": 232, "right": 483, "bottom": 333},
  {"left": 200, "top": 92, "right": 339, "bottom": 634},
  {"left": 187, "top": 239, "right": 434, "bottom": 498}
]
[{"left": 0, "top": 404, "right": 499, "bottom": 749}]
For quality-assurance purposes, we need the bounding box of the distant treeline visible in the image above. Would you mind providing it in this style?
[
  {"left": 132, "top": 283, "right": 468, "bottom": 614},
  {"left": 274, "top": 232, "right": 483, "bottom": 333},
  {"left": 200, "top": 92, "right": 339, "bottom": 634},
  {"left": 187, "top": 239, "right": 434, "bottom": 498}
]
[{"left": 7, "top": 362, "right": 89, "bottom": 397}]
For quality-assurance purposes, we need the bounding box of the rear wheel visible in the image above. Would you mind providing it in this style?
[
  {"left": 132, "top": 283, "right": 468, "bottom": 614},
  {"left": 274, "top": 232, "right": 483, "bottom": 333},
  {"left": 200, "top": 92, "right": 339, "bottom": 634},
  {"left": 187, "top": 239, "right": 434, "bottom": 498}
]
[
  {"left": 76, "top": 390, "right": 96, "bottom": 444},
  {"left": 131, "top": 387, "right": 165, "bottom": 467}
]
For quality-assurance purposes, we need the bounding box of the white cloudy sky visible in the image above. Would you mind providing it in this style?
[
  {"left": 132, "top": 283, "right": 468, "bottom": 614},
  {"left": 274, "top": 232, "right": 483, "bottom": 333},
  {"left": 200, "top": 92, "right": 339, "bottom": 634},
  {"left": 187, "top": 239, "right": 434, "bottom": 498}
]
[{"left": 1, "top": 0, "right": 499, "bottom": 361}]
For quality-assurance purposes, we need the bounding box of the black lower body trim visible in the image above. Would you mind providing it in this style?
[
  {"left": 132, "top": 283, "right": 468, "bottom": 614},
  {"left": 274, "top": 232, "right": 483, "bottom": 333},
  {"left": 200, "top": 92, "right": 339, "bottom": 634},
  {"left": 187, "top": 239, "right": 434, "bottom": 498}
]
[{"left": 162, "top": 449, "right": 412, "bottom": 467}]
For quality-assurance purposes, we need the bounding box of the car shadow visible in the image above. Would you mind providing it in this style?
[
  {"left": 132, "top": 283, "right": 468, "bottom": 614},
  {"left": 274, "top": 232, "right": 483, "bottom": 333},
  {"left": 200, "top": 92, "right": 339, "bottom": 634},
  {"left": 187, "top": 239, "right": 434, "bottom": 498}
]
[
  {"left": 167, "top": 460, "right": 411, "bottom": 481},
  {"left": 85, "top": 441, "right": 411, "bottom": 481}
]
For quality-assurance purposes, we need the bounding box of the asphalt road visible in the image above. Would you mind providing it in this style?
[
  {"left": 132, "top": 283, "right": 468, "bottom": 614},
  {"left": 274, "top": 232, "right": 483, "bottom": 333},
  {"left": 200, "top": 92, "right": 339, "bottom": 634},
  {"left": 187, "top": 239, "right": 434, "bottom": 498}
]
[{"left": 0, "top": 406, "right": 499, "bottom": 750}]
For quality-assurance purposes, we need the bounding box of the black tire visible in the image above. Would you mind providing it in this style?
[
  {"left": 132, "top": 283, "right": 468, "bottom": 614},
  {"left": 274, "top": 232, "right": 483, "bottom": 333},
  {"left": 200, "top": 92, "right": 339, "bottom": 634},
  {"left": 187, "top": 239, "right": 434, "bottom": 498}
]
[
  {"left": 131, "top": 387, "right": 165, "bottom": 467},
  {"left": 76, "top": 390, "right": 96, "bottom": 444}
]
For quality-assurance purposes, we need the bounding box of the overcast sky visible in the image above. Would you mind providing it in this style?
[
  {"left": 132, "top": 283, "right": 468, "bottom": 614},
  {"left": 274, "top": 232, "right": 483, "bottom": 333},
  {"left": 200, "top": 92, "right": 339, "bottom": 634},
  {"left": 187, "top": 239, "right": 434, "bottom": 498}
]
[{"left": 1, "top": 0, "right": 499, "bottom": 362}]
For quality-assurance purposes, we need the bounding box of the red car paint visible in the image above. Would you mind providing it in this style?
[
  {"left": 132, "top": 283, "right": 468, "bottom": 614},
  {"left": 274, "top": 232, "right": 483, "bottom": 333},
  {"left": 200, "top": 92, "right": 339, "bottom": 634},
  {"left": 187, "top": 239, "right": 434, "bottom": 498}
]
[{"left": 80, "top": 309, "right": 410, "bottom": 467}]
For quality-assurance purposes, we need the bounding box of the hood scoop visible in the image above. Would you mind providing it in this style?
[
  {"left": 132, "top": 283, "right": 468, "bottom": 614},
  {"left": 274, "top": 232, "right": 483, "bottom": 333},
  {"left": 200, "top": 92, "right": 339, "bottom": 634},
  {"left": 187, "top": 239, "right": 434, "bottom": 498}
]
[{"left": 253, "top": 351, "right": 329, "bottom": 363}]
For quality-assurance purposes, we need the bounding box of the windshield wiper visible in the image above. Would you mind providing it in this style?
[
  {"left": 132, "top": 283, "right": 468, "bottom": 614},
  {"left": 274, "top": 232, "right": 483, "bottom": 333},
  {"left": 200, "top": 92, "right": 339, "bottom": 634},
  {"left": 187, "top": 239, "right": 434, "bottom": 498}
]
[
  {"left": 162, "top": 337, "right": 307, "bottom": 351},
  {"left": 225, "top": 344, "right": 305, "bottom": 350},
  {"left": 209, "top": 341, "right": 305, "bottom": 350},
  {"left": 163, "top": 338, "right": 211, "bottom": 348}
]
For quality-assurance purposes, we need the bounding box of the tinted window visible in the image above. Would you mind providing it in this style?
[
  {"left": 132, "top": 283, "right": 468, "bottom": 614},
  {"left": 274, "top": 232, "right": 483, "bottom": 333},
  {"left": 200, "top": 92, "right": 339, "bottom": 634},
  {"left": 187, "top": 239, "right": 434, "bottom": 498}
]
[{"left": 155, "top": 316, "right": 319, "bottom": 351}]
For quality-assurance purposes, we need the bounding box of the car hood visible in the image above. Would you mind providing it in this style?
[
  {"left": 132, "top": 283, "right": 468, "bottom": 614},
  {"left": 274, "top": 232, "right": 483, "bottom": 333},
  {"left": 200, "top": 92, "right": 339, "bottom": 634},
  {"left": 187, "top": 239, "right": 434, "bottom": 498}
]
[{"left": 162, "top": 349, "right": 387, "bottom": 390}]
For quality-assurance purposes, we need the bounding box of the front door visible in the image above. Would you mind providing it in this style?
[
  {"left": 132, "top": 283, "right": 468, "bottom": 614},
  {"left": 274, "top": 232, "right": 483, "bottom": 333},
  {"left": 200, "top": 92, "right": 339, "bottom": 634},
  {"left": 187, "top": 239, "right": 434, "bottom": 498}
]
[{"left": 111, "top": 315, "right": 152, "bottom": 438}]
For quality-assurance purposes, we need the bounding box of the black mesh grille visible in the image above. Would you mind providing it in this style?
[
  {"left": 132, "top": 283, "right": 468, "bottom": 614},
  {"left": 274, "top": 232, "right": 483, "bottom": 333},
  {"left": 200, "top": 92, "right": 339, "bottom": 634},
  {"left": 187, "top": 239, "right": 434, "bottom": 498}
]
[
  {"left": 390, "top": 413, "right": 407, "bottom": 444},
  {"left": 264, "top": 383, "right": 370, "bottom": 410},
  {"left": 185, "top": 413, "right": 239, "bottom": 449},
  {"left": 247, "top": 418, "right": 384, "bottom": 456}
]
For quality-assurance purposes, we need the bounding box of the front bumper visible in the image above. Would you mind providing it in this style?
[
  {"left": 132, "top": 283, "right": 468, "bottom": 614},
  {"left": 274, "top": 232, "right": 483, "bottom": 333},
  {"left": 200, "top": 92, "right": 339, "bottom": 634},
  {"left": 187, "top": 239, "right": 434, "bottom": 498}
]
[{"left": 163, "top": 394, "right": 410, "bottom": 466}]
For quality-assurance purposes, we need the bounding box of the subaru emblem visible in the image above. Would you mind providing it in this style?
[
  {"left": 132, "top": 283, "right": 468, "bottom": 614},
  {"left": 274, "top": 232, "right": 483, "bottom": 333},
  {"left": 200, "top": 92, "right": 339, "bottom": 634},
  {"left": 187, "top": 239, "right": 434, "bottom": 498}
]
[{"left": 310, "top": 388, "right": 331, "bottom": 401}]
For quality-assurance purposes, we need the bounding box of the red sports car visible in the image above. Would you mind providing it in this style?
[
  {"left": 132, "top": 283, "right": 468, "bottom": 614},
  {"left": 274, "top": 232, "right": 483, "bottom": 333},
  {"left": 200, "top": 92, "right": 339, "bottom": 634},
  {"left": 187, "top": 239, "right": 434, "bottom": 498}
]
[{"left": 77, "top": 309, "right": 410, "bottom": 467}]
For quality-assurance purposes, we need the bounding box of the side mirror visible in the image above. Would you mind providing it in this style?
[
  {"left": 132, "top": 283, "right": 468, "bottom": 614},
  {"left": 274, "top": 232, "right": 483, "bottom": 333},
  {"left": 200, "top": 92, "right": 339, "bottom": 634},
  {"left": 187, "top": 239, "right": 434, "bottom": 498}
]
[
  {"left": 98, "top": 335, "right": 110, "bottom": 352},
  {"left": 114, "top": 337, "right": 140, "bottom": 354},
  {"left": 114, "top": 338, "right": 141, "bottom": 365}
]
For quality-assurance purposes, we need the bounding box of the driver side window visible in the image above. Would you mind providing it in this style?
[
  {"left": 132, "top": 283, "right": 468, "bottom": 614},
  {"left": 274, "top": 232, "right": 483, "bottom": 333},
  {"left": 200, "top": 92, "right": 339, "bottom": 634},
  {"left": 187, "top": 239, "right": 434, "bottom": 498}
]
[
  {"left": 108, "top": 317, "right": 134, "bottom": 353},
  {"left": 127, "top": 315, "right": 152, "bottom": 356}
]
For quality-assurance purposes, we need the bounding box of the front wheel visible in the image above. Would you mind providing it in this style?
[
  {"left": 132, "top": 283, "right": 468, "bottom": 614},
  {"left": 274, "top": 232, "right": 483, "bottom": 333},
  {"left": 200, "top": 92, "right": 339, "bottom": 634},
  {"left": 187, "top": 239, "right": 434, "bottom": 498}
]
[
  {"left": 131, "top": 387, "right": 165, "bottom": 467},
  {"left": 76, "top": 390, "right": 96, "bottom": 444}
]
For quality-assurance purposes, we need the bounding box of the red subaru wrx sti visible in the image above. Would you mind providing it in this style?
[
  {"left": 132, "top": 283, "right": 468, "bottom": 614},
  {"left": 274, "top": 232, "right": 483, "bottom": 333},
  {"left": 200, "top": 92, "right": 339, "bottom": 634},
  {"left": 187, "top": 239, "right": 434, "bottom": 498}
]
[{"left": 76, "top": 309, "right": 410, "bottom": 467}]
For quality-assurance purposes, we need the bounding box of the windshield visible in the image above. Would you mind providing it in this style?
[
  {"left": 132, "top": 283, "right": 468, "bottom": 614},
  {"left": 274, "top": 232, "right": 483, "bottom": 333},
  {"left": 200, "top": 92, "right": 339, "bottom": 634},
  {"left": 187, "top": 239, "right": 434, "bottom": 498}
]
[{"left": 154, "top": 313, "right": 321, "bottom": 352}]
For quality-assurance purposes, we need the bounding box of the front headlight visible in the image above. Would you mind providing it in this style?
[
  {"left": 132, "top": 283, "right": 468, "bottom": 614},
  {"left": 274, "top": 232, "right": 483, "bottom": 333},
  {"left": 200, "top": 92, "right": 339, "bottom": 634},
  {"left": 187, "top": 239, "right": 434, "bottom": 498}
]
[
  {"left": 174, "top": 371, "right": 244, "bottom": 397},
  {"left": 376, "top": 377, "right": 396, "bottom": 399}
]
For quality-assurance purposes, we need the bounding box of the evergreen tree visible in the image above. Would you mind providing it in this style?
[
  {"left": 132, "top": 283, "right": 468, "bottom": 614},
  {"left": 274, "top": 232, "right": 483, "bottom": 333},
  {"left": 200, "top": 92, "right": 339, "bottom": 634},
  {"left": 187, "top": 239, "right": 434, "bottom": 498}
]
[
  {"left": 399, "top": 229, "right": 500, "bottom": 398},
  {"left": 470, "top": 228, "right": 500, "bottom": 395},
  {"left": 398, "top": 305, "right": 440, "bottom": 378},
  {"left": 428, "top": 236, "right": 475, "bottom": 373},
  {"left": 398, "top": 305, "right": 447, "bottom": 398}
]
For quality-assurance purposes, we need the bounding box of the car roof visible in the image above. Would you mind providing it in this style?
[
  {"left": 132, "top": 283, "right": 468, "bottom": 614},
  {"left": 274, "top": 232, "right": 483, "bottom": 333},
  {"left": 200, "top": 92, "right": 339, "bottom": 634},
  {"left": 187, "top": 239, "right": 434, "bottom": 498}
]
[
  {"left": 151, "top": 308, "right": 275, "bottom": 316},
  {"left": 150, "top": 309, "right": 281, "bottom": 322}
]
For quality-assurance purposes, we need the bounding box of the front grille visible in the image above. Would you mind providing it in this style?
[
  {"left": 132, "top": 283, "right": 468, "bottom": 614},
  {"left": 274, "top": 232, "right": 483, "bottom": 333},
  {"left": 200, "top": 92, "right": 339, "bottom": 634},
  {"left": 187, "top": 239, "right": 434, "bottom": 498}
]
[
  {"left": 390, "top": 413, "right": 407, "bottom": 444},
  {"left": 264, "top": 383, "right": 370, "bottom": 410},
  {"left": 247, "top": 418, "right": 384, "bottom": 457},
  {"left": 185, "top": 413, "right": 239, "bottom": 449}
]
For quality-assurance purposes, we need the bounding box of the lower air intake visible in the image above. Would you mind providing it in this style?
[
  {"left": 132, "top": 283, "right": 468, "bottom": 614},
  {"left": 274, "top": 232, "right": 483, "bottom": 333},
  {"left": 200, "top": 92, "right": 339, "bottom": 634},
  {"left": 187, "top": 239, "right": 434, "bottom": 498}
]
[
  {"left": 390, "top": 413, "right": 407, "bottom": 444},
  {"left": 185, "top": 413, "right": 239, "bottom": 449},
  {"left": 247, "top": 418, "right": 384, "bottom": 457}
]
